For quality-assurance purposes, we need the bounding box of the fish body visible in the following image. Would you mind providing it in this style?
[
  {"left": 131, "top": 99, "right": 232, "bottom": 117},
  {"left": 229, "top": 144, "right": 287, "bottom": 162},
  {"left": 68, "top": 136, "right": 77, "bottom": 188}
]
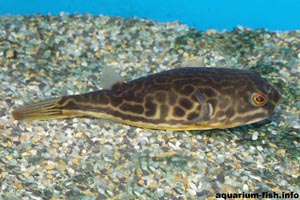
[{"left": 12, "top": 67, "right": 281, "bottom": 130}]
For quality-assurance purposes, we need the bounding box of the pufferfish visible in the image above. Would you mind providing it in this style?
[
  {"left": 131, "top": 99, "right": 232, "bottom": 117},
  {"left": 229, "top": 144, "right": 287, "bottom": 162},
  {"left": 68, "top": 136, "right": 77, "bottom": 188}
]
[{"left": 12, "top": 67, "right": 281, "bottom": 130}]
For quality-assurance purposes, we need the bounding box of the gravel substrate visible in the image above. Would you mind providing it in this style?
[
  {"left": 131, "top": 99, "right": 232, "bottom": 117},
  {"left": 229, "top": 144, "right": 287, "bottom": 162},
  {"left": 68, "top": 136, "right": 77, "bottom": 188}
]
[{"left": 1, "top": 13, "right": 299, "bottom": 199}]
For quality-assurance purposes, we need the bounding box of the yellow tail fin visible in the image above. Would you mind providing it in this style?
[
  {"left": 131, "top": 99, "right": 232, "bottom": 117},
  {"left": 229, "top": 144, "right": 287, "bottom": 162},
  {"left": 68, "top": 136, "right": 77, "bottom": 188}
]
[{"left": 12, "top": 98, "right": 67, "bottom": 121}]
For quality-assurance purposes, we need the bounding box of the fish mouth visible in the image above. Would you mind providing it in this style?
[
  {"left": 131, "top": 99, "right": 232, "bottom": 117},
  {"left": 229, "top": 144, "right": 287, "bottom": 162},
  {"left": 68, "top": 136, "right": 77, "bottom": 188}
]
[
  {"left": 265, "top": 88, "right": 282, "bottom": 120},
  {"left": 270, "top": 87, "right": 282, "bottom": 106}
]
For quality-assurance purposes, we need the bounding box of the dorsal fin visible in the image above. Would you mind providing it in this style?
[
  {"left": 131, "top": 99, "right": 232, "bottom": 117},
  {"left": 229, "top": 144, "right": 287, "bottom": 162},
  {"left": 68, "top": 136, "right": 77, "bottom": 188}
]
[{"left": 100, "top": 66, "right": 124, "bottom": 89}]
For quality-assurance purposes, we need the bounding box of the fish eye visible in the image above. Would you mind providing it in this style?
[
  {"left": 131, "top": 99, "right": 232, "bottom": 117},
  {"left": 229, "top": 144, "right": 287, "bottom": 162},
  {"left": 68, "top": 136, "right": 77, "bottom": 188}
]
[{"left": 250, "top": 92, "right": 268, "bottom": 107}]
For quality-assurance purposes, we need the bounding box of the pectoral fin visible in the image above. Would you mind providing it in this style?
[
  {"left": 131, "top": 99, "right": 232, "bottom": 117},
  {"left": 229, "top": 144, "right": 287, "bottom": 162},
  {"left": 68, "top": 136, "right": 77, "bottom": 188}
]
[{"left": 188, "top": 90, "right": 213, "bottom": 123}]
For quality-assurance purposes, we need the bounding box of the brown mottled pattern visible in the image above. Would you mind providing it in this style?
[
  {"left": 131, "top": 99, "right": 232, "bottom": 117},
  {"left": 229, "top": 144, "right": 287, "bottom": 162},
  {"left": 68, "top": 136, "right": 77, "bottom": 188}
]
[{"left": 12, "top": 67, "right": 281, "bottom": 130}]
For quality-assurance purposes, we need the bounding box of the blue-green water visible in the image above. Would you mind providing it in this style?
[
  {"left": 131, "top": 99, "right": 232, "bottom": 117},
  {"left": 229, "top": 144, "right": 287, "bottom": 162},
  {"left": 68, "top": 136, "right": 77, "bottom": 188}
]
[{"left": 1, "top": 0, "right": 300, "bottom": 31}]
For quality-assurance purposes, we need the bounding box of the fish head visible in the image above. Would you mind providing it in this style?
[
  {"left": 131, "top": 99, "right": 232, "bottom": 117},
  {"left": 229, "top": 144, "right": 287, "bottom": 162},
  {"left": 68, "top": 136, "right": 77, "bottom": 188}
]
[
  {"left": 204, "top": 71, "right": 281, "bottom": 129},
  {"left": 221, "top": 72, "right": 281, "bottom": 128}
]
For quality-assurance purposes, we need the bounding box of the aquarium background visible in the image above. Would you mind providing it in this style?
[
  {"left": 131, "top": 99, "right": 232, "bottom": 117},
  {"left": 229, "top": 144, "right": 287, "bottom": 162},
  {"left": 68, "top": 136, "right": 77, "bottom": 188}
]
[
  {"left": 1, "top": 0, "right": 300, "bottom": 31},
  {"left": 1, "top": 0, "right": 300, "bottom": 199}
]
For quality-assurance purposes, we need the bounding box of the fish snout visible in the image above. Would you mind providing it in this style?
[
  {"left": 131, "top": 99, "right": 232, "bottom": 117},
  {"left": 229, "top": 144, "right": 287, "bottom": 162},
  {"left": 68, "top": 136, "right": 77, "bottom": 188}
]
[{"left": 269, "top": 87, "right": 281, "bottom": 106}]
